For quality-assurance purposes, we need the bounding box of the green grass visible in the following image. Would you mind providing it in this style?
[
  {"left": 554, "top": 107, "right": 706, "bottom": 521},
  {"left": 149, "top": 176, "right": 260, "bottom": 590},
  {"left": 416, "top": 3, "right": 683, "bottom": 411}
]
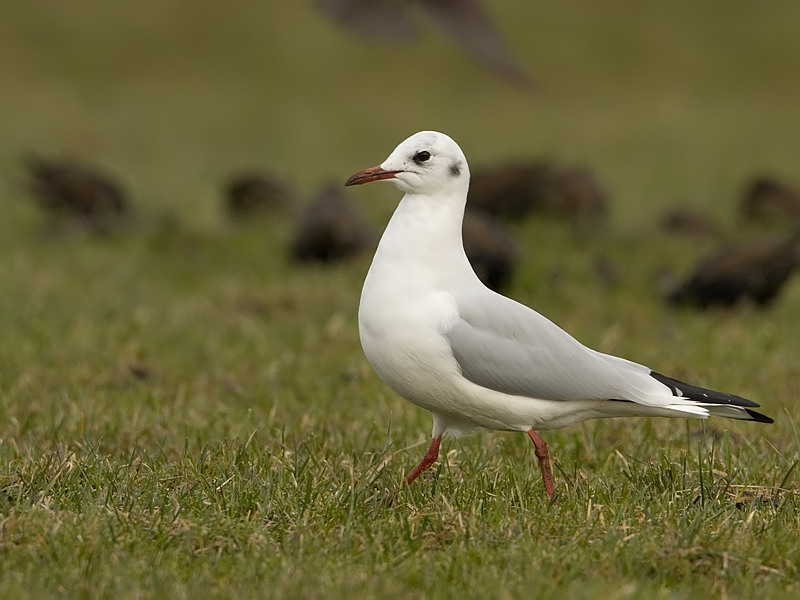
[{"left": 0, "top": 2, "right": 799, "bottom": 598}]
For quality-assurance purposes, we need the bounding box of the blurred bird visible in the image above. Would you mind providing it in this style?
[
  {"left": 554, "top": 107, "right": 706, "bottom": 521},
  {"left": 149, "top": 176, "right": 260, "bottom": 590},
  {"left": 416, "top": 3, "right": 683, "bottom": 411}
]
[
  {"left": 665, "top": 231, "right": 800, "bottom": 308},
  {"left": 551, "top": 166, "right": 608, "bottom": 226},
  {"left": 315, "top": 0, "right": 533, "bottom": 87},
  {"left": 467, "top": 161, "right": 557, "bottom": 220},
  {"left": 23, "top": 155, "right": 129, "bottom": 231},
  {"left": 291, "top": 185, "right": 375, "bottom": 262},
  {"left": 467, "top": 161, "right": 608, "bottom": 226},
  {"left": 659, "top": 207, "right": 721, "bottom": 238},
  {"left": 224, "top": 171, "right": 294, "bottom": 220},
  {"left": 462, "top": 209, "right": 520, "bottom": 292},
  {"left": 740, "top": 176, "right": 800, "bottom": 224}
]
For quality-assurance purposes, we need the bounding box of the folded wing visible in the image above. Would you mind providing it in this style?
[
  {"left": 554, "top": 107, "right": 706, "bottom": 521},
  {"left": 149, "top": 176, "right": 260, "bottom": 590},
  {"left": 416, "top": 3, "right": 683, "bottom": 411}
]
[{"left": 446, "top": 291, "right": 772, "bottom": 422}]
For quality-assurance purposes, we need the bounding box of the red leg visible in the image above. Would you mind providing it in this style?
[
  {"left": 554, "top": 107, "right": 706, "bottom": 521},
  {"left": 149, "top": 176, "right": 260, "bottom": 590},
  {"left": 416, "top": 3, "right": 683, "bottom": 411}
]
[
  {"left": 379, "top": 436, "right": 442, "bottom": 506},
  {"left": 405, "top": 436, "right": 442, "bottom": 486},
  {"left": 527, "top": 429, "right": 555, "bottom": 498}
]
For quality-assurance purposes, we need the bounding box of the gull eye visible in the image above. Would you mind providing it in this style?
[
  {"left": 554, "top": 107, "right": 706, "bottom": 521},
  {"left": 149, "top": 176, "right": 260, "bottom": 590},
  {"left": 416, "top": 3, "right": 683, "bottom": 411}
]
[{"left": 413, "top": 150, "right": 431, "bottom": 164}]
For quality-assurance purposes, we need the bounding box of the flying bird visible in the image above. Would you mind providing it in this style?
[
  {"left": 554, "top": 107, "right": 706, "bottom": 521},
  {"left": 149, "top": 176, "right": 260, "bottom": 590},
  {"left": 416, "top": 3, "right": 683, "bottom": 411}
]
[
  {"left": 315, "top": 0, "right": 533, "bottom": 87},
  {"left": 345, "top": 131, "right": 772, "bottom": 499}
]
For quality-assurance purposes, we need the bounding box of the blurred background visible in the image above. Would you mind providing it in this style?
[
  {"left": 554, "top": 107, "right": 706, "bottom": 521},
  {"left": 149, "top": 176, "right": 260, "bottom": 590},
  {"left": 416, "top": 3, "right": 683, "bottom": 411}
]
[
  {"left": 1, "top": 6, "right": 798, "bottom": 594},
  {"left": 2, "top": 1, "right": 800, "bottom": 406},
  {"left": 1, "top": 1, "right": 798, "bottom": 231}
]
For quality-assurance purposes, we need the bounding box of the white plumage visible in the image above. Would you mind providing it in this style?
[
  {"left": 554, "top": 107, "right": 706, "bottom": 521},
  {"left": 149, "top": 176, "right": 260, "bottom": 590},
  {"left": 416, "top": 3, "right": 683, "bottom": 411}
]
[{"left": 345, "top": 131, "right": 772, "bottom": 498}]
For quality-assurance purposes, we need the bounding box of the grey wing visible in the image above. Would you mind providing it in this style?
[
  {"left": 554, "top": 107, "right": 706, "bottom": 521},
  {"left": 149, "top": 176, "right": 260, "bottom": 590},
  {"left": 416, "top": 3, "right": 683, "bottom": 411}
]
[{"left": 446, "top": 292, "right": 662, "bottom": 403}]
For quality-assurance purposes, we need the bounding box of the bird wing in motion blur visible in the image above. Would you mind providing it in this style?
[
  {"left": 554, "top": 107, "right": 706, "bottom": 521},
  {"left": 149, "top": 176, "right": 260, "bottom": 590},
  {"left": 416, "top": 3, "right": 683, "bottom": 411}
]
[{"left": 315, "top": 0, "right": 533, "bottom": 87}]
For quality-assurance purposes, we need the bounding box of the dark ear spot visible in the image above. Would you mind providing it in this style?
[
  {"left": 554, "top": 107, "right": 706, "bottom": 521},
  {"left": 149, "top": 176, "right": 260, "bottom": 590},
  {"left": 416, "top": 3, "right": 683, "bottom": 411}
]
[{"left": 449, "top": 161, "right": 462, "bottom": 177}]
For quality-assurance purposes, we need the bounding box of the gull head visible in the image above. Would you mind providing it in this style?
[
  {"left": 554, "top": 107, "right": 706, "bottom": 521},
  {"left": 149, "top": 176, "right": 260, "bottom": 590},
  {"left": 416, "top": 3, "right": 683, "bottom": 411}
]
[{"left": 345, "top": 131, "right": 470, "bottom": 197}]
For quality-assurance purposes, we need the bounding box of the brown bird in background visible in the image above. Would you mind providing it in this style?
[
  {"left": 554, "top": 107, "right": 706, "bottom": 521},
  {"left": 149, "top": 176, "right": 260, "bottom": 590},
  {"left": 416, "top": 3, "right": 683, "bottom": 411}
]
[
  {"left": 224, "top": 171, "right": 294, "bottom": 220},
  {"left": 659, "top": 207, "right": 721, "bottom": 238},
  {"left": 467, "top": 161, "right": 557, "bottom": 220},
  {"left": 291, "top": 185, "right": 375, "bottom": 263},
  {"left": 552, "top": 166, "right": 608, "bottom": 226},
  {"left": 740, "top": 176, "right": 800, "bottom": 225},
  {"left": 665, "top": 231, "right": 800, "bottom": 308},
  {"left": 23, "top": 155, "right": 129, "bottom": 232},
  {"left": 462, "top": 209, "right": 520, "bottom": 292},
  {"left": 315, "top": 0, "right": 533, "bottom": 87},
  {"left": 468, "top": 161, "right": 608, "bottom": 225}
]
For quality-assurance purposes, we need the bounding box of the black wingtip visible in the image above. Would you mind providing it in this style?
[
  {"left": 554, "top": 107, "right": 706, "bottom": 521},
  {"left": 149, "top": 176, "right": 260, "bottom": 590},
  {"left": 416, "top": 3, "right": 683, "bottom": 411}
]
[
  {"left": 650, "top": 370, "right": 775, "bottom": 423},
  {"left": 649, "top": 371, "right": 760, "bottom": 408},
  {"left": 650, "top": 370, "right": 775, "bottom": 424},
  {"left": 745, "top": 409, "right": 775, "bottom": 424}
]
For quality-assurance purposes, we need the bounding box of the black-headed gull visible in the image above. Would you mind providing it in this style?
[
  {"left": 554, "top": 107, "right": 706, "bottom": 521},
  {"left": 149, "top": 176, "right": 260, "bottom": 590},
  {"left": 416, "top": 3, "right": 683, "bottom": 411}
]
[{"left": 345, "top": 131, "right": 773, "bottom": 498}]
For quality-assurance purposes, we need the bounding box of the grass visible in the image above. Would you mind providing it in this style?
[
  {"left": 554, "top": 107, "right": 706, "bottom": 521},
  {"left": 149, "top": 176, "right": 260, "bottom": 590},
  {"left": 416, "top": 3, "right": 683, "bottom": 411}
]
[{"left": 0, "top": 1, "right": 799, "bottom": 598}]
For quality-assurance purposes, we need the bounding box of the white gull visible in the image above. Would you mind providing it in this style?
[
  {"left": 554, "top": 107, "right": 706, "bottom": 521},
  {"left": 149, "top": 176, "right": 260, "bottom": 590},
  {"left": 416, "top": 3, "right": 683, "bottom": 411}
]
[{"left": 345, "top": 131, "right": 773, "bottom": 498}]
